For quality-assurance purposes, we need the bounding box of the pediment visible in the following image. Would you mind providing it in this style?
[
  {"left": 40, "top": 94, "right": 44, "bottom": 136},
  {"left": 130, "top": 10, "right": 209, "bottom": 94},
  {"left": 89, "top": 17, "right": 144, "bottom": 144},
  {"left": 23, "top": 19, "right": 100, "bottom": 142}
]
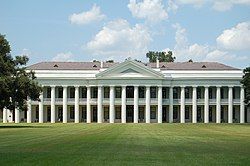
[{"left": 96, "top": 60, "right": 164, "bottom": 79}]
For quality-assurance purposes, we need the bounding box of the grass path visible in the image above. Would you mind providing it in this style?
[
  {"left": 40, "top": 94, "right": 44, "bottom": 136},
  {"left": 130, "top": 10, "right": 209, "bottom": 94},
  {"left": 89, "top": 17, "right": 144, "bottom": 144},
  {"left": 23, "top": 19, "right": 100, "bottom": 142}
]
[{"left": 0, "top": 124, "right": 249, "bottom": 165}]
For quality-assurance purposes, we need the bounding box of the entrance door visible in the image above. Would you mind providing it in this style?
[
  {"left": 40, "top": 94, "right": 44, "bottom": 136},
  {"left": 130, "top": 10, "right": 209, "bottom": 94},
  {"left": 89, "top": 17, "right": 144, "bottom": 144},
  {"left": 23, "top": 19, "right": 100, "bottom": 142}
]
[
  {"left": 162, "top": 106, "right": 167, "bottom": 122},
  {"left": 47, "top": 107, "right": 51, "bottom": 122},
  {"left": 92, "top": 106, "right": 97, "bottom": 122},
  {"left": 58, "top": 107, "right": 63, "bottom": 122},
  {"left": 126, "top": 105, "right": 133, "bottom": 123}
]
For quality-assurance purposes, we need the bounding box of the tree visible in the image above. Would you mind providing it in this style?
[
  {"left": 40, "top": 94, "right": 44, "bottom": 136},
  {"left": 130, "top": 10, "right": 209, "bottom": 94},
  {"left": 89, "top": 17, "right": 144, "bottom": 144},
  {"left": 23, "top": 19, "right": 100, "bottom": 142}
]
[
  {"left": 0, "top": 34, "right": 42, "bottom": 112},
  {"left": 241, "top": 67, "right": 250, "bottom": 107},
  {"left": 146, "top": 51, "right": 175, "bottom": 63}
]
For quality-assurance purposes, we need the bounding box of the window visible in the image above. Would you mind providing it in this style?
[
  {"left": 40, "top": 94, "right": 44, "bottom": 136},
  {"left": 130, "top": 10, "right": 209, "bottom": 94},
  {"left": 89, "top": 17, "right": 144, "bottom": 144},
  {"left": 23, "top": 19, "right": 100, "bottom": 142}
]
[
  {"left": 126, "top": 86, "right": 134, "bottom": 98},
  {"left": 197, "top": 88, "right": 201, "bottom": 99},
  {"left": 173, "top": 106, "right": 178, "bottom": 119},
  {"left": 150, "top": 107, "right": 156, "bottom": 119},
  {"left": 185, "top": 107, "right": 189, "bottom": 119},
  {"left": 185, "top": 88, "right": 190, "bottom": 99},
  {"left": 91, "top": 87, "right": 98, "bottom": 98},
  {"left": 58, "top": 87, "right": 63, "bottom": 98},
  {"left": 70, "top": 87, "right": 75, "bottom": 98},
  {"left": 139, "top": 87, "right": 145, "bottom": 98},
  {"left": 162, "top": 87, "right": 167, "bottom": 99},
  {"left": 82, "top": 107, "right": 86, "bottom": 119},
  {"left": 233, "top": 88, "right": 236, "bottom": 99},
  {"left": 150, "top": 87, "right": 157, "bottom": 98},
  {"left": 115, "top": 108, "right": 121, "bottom": 119},
  {"left": 82, "top": 87, "right": 87, "bottom": 98},
  {"left": 115, "top": 87, "right": 121, "bottom": 98},
  {"left": 221, "top": 88, "right": 224, "bottom": 99},
  {"left": 70, "top": 107, "right": 74, "bottom": 119},
  {"left": 209, "top": 88, "right": 213, "bottom": 99},
  {"left": 221, "top": 106, "right": 224, "bottom": 120},
  {"left": 173, "top": 88, "right": 178, "bottom": 99},
  {"left": 47, "top": 87, "right": 51, "bottom": 98},
  {"left": 233, "top": 107, "right": 236, "bottom": 119},
  {"left": 104, "top": 87, "right": 110, "bottom": 98},
  {"left": 36, "top": 106, "right": 39, "bottom": 119}
]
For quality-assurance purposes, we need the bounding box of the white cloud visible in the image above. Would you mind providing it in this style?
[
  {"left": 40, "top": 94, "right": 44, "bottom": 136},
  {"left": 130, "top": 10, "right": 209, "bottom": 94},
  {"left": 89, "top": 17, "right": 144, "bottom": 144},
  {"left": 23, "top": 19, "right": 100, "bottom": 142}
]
[
  {"left": 170, "top": 23, "right": 209, "bottom": 61},
  {"left": 204, "top": 49, "right": 248, "bottom": 62},
  {"left": 167, "top": 0, "right": 179, "bottom": 13},
  {"left": 85, "top": 19, "right": 152, "bottom": 60},
  {"left": 69, "top": 4, "right": 105, "bottom": 25},
  {"left": 170, "top": 0, "right": 250, "bottom": 12},
  {"left": 52, "top": 52, "right": 74, "bottom": 62},
  {"left": 127, "top": 0, "right": 168, "bottom": 23},
  {"left": 212, "top": 0, "right": 250, "bottom": 11},
  {"left": 20, "top": 48, "right": 31, "bottom": 57},
  {"left": 216, "top": 22, "right": 250, "bottom": 50}
]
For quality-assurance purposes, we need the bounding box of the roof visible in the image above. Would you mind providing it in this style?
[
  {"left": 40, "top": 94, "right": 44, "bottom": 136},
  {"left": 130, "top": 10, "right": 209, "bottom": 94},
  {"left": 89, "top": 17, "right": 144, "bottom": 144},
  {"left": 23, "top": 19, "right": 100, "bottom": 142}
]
[{"left": 27, "top": 61, "right": 240, "bottom": 71}]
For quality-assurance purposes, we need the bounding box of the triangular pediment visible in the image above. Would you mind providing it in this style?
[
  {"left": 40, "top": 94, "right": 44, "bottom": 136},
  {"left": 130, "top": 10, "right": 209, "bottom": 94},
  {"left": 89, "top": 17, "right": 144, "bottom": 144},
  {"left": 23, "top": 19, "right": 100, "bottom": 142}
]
[{"left": 96, "top": 60, "right": 164, "bottom": 79}]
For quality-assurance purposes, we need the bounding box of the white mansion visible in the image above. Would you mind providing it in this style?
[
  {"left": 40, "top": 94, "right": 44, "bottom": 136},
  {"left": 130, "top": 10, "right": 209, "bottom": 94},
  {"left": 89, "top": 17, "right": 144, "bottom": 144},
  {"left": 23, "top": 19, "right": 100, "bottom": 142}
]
[{"left": 1, "top": 59, "right": 250, "bottom": 124}]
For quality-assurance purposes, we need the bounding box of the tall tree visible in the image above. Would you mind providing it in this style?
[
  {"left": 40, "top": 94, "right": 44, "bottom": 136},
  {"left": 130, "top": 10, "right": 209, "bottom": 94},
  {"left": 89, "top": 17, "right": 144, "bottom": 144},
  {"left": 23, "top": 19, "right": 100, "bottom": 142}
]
[
  {"left": 241, "top": 67, "right": 250, "bottom": 107},
  {"left": 146, "top": 51, "right": 175, "bottom": 63},
  {"left": 0, "top": 34, "right": 42, "bottom": 112}
]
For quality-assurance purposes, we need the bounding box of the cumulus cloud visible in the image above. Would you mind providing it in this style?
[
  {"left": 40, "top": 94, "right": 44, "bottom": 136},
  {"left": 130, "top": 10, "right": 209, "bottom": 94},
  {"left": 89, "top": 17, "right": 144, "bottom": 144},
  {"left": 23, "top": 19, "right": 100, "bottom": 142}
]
[
  {"left": 167, "top": 0, "right": 179, "bottom": 13},
  {"left": 69, "top": 4, "right": 105, "bottom": 25},
  {"left": 52, "top": 52, "right": 74, "bottom": 62},
  {"left": 127, "top": 0, "right": 168, "bottom": 23},
  {"left": 170, "top": 23, "right": 209, "bottom": 61},
  {"left": 204, "top": 49, "right": 248, "bottom": 62},
  {"left": 85, "top": 19, "right": 152, "bottom": 60},
  {"left": 216, "top": 22, "right": 250, "bottom": 50},
  {"left": 168, "top": 0, "right": 250, "bottom": 12}
]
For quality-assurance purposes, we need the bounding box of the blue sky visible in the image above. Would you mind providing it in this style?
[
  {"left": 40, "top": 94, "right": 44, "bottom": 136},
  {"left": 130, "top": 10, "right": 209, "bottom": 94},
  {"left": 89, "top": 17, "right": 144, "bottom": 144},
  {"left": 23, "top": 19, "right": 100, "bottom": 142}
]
[{"left": 1, "top": 0, "right": 250, "bottom": 68}]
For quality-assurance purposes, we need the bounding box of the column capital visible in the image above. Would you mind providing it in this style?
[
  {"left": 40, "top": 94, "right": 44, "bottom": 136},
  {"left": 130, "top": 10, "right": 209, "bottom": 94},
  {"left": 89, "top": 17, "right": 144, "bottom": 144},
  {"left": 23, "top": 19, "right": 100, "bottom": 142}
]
[
  {"left": 192, "top": 85, "right": 198, "bottom": 88},
  {"left": 145, "top": 85, "right": 151, "bottom": 88},
  {"left": 216, "top": 85, "right": 222, "bottom": 88},
  {"left": 74, "top": 85, "right": 79, "bottom": 88},
  {"left": 109, "top": 85, "right": 115, "bottom": 87},
  {"left": 228, "top": 85, "right": 234, "bottom": 88},
  {"left": 121, "top": 85, "right": 127, "bottom": 88},
  {"left": 158, "top": 85, "right": 163, "bottom": 88},
  {"left": 51, "top": 85, "right": 56, "bottom": 88},
  {"left": 133, "top": 85, "right": 139, "bottom": 87},
  {"left": 62, "top": 85, "right": 68, "bottom": 88},
  {"left": 180, "top": 85, "right": 186, "bottom": 88},
  {"left": 98, "top": 85, "right": 103, "bottom": 87},
  {"left": 204, "top": 85, "right": 209, "bottom": 88}
]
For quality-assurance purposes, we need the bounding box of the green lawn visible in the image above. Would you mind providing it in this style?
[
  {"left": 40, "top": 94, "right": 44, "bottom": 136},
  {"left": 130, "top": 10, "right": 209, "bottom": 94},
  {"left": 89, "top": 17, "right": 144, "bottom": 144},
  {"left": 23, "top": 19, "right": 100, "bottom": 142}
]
[{"left": 0, "top": 124, "right": 249, "bottom": 165}]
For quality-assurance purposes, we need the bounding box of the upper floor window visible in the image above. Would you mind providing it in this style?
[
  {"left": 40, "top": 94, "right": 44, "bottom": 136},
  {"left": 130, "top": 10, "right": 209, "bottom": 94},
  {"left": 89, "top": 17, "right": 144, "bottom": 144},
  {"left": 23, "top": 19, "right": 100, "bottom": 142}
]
[
  {"left": 139, "top": 87, "right": 145, "bottom": 98},
  {"left": 162, "top": 87, "right": 167, "bottom": 99},
  {"left": 104, "top": 87, "right": 110, "bottom": 98},
  {"left": 91, "top": 87, "right": 98, "bottom": 98},
  {"left": 197, "top": 88, "right": 201, "bottom": 99},
  {"left": 47, "top": 87, "right": 51, "bottom": 98},
  {"left": 58, "top": 87, "right": 63, "bottom": 98},
  {"left": 150, "top": 87, "right": 157, "bottom": 98},
  {"left": 209, "top": 88, "right": 213, "bottom": 99},
  {"left": 185, "top": 88, "right": 190, "bottom": 99},
  {"left": 81, "top": 87, "right": 87, "bottom": 98},
  {"left": 115, "top": 87, "right": 121, "bottom": 98},
  {"left": 173, "top": 88, "right": 178, "bottom": 99},
  {"left": 70, "top": 87, "right": 75, "bottom": 98}
]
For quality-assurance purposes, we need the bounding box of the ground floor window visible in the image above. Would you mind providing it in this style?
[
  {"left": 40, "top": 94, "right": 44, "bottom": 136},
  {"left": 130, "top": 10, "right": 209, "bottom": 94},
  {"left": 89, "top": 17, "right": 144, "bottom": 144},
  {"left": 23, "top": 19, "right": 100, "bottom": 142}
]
[
  {"left": 70, "top": 107, "right": 74, "bottom": 119},
  {"left": 173, "top": 106, "right": 178, "bottom": 119},
  {"left": 185, "top": 107, "right": 189, "bottom": 119},
  {"left": 115, "top": 109, "right": 121, "bottom": 119},
  {"left": 150, "top": 107, "right": 156, "bottom": 119}
]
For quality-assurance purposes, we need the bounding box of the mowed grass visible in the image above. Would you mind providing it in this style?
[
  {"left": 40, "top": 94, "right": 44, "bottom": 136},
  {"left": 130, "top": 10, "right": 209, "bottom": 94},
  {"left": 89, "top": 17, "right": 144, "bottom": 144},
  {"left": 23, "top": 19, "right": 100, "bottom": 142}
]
[{"left": 0, "top": 124, "right": 249, "bottom": 166}]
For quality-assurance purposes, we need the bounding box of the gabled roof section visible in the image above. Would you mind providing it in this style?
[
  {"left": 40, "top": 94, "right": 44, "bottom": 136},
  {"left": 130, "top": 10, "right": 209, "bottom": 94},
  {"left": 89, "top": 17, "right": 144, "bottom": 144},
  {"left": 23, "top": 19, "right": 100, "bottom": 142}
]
[{"left": 96, "top": 59, "right": 165, "bottom": 79}]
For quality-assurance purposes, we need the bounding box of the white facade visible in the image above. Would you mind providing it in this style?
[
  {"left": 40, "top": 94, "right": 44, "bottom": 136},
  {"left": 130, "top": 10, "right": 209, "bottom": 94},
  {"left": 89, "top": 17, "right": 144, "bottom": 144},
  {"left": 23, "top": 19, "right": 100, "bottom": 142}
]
[{"left": 1, "top": 60, "right": 250, "bottom": 123}]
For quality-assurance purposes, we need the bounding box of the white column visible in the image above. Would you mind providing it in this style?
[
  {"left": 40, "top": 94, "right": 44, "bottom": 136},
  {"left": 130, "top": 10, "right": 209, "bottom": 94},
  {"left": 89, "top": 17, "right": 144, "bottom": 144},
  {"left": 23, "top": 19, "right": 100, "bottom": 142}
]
[
  {"left": 3, "top": 108, "right": 7, "bottom": 123},
  {"left": 216, "top": 86, "right": 221, "bottom": 123},
  {"left": 15, "top": 108, "right": 20, "bottom": 123},
  {"left": 180, "top": 86, "right": 185, "bottom": 123},
  {"left": 121, "top": 86, "right": 126, "bottom": 123},
  {"left": 27, "top": 98, "right": 32, "bottom": 123},
  {"left": 158, "top": 86, "right": 162, "bottom": 123},
  {"left": 192, "top": 86, "right": 197, "bottom": 123},
  {"left": 39, "top": 91, "right": 44, "bottom": 123},
  {"left": 63, "top": 86, "right": 68, "bottom": 123},
  {"left": 145, "top": 86, "right": 150, "bottom": 123},
  {"left": 240, "top": 87, "right": 245, "bottom": 123},
  {"left": 86, "top": 86, "right": 91, "bottom": 123},
  {"left": 109, "top": 86, "right": 115, "bottom": 123},
  {"left": 228, "top": 86, "right": 233, "bottom": 123},
  {"left": 51, "top": 86, "right": 56, "bottom": 123},
  {"left": 97, "top": 85, "right": 103, "bottom": 123},
  {"left": 204, "top": 86, "right": 209, "bottom": 123},
  {"left": 134, "top": 86, "right": 139, "bottom": 123},
  {"left": 74, "top": 86, "right": 79, "bottom": 123},
  {"left": 169, "top": 87, "right": 173, "bottom": 123}
]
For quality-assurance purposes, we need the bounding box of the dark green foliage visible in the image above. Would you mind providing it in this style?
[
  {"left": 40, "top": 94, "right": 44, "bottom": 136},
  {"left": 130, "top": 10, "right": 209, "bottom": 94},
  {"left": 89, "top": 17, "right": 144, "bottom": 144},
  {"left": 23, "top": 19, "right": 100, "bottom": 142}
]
[
  {"left": 146, "top": 51, "right": 175, "bottom": 62},
  {"left": 0, "top": 34, "right": 42, "bottom": 111},
  {"left": 241, "top": 67, "right": 250, "bottom": 106}
]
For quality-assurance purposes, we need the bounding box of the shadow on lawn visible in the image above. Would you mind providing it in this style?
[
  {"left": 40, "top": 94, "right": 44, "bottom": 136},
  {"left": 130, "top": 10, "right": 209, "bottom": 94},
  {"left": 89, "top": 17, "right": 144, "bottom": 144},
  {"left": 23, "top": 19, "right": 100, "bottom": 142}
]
[{"left": 0, "top": 125, "right": 50, "bottom": 129}]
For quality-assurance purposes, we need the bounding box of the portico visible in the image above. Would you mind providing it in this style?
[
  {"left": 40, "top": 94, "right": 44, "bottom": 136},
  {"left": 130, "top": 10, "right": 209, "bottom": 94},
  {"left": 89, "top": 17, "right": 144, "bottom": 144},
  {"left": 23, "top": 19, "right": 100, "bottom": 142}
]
[{"left": 1, "top": 60, "right": 249, "bottom": 123}]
